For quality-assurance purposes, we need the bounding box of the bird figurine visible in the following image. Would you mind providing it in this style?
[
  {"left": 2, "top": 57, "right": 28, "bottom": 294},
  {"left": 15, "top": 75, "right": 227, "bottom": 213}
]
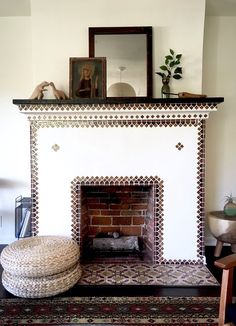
[
  {"left": 29, "top": 81, "right": 49, "bottom": 100},
  {"left": 49, "top": 82, "right": 68, "bottom": 100}
]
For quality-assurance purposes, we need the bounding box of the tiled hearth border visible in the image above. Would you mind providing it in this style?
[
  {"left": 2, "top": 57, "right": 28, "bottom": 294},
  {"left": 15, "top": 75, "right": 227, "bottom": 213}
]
[{"left": 29, "top": 118, "right": 205, "bottom": 265}]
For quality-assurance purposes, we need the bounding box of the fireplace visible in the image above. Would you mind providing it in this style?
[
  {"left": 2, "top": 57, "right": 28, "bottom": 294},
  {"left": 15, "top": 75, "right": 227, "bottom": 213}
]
[
  {"left": 72, "top": 176, "right": 163, "bottom": 263},
  {"left": 14, "top": 97, "right": 224, "bottom": 265}
]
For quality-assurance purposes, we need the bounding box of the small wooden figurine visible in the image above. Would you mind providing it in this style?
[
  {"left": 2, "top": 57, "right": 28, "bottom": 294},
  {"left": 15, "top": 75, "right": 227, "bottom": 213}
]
[
  {"left": 49, "top": 82, "right": 68, "bottom": 100},
  {"left": 29, "top": 81, "right": 49, "bottom": 100}
]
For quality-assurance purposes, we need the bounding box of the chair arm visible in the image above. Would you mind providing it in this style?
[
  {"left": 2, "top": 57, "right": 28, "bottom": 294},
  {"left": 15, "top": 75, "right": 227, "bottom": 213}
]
[{"left": 215, "top": 254, "right": 236, "bottom": 270}]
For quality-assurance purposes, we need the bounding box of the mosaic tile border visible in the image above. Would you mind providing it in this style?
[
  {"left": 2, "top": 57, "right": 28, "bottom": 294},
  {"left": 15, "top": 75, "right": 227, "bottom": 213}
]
[
  {"left": 18, "top": 102, "right": 218, "bottom": 113},
  {"left": 28, "top": 119, "right": 201, "bottom": 129},
  {"left": 30, "top": 124, "right": 39, "bottom": 237},
  {"left": 71, "top": 176, "right": 164, "bottom": 264},
  {"left": 196, "top": 120, "right": 206, "bottom": 260},
  {"left": 25, "top": 113, "right": 210, "bottom": 122},
  {"left": 29, "top": 118, "right": 205, "bottom": 265},
  {"left": 17, "top": 101, "right": 220, "bottom": 122}
]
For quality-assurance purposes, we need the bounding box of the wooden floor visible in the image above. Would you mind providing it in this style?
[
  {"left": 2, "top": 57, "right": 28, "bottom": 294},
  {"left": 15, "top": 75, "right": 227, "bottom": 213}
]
[{"left": 0, "top": 245, "right": 233, "bottom": 299}]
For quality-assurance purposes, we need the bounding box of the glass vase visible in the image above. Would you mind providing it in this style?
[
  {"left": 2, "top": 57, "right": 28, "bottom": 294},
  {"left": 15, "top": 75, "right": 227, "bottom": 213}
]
[{"left": 161, "top": 77, "right": 170, "bottom": 98}]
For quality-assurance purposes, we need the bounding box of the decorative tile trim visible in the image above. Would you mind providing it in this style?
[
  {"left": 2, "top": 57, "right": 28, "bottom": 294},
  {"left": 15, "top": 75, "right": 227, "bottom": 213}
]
[
  {"left": 30, "top": 124, "right": 39, "bottom": 237},
  {"left": 17, "top": 102, "right": 219, "bottom": 121},
  {"left": 70, "top": 176, "right": 164, "bottom": 264},
  {"left": 18, "top": 102, "right": 218, "bottom": 112},
  {"left": 196, "top": 120, "right": 206, "bottom": 261},
  {"left": 25, "top": 112, "right": 210, "bottom": 121},
  {"left": 51, "top": 144, "right": 60, "bottom": 152},
  {"left": 28, "top": 119, "right": 201, "bottom": 130},
  {"left": 176, "top": 142, "right": 184, "bottom": 151}
]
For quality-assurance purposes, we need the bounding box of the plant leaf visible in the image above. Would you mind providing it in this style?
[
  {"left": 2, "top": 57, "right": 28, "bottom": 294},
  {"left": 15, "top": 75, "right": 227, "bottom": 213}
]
[
  {"left": 165, "top": 55, "right": 172, "bottom": 65},
  {"left": 169, "top": 61, "right": 176, "bottom": 68},
  {"left": 174, "top": 67, "right": 182, "bottom": 74},
  {"left": 157, "top": 49, "right": 183, "bottom": 81},
  {"left": 173, "top": 74, "right": 182, "bottom": 79},
  {"left": 176, "top": 54, "right": 182, "bottom": 60},
  {"left": 160, "top": 65, "right": 168, "bottom": 71},
  {"left": 155, "top": 72, "right": 165, "bottom": 78}
]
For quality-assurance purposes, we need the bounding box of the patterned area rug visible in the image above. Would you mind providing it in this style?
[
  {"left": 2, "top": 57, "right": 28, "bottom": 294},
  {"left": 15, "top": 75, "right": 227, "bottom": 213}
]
[
  {"left": 78, "top": 263, "right": 219, "bottom": 286},
  {"left": 0, "top": 296, "right": 219, "bottom": 325}
]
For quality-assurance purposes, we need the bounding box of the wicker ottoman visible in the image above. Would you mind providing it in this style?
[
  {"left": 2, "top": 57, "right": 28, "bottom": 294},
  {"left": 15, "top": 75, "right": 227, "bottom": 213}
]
[{"left": 0, "top": 236, "right": 82, "bottom": 298}]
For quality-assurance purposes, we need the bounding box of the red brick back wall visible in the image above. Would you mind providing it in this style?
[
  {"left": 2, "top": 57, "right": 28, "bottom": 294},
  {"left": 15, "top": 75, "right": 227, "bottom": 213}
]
[{"left": 81, "top": 185, "right": 152, "bottom": 243}]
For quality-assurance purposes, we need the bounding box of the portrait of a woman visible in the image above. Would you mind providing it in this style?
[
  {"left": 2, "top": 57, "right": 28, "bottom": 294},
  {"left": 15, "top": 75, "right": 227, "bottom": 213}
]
[
  {"left": 69, "top": 57, "right": 106, "bottom": 99},
  {"left": 76, "top": 63, "right": 98, "bottom": 98}
]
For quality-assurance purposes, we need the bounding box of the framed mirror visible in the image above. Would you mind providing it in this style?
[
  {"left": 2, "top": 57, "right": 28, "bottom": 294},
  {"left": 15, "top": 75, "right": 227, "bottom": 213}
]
[{"left": 89, "top": 26, "right": 153, "bottom": 98}]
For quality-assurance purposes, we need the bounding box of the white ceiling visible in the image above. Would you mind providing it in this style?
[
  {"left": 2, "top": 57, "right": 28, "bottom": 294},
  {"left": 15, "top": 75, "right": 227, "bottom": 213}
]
[{"left": 0, "top": 0, "right": 236, "bottom": 17}]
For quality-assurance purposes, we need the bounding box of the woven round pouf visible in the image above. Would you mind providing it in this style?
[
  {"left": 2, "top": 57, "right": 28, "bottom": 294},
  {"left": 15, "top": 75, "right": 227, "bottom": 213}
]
[
  {"left": 2, "top": 262, "right": 82, "bottom": 298},
  {"left": 0, "top": 235, "right": 80, "bottom": 277},
  {"left": 0, "top": 235, "right": 82, "bottom": 298}
]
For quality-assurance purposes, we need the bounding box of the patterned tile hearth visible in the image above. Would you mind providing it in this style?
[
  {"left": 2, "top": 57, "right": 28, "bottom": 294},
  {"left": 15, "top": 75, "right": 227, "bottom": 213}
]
[{"left": 78, "top": 263, "right": 219, "bottom": 287}]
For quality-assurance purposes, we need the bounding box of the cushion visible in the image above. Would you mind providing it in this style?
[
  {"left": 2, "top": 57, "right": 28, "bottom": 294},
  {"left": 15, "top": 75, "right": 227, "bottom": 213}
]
[
  {"left": 2, "top": 262, "right": 82, "bottom": 298},
  {"left": 0, "top": 235, "right": 80, "bottom": 277}
]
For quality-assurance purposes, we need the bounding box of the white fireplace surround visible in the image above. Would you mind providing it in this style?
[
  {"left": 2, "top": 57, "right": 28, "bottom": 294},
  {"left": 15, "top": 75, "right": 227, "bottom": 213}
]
[{"left": 14, "top": 98, "right": 223, "bottom": 265}]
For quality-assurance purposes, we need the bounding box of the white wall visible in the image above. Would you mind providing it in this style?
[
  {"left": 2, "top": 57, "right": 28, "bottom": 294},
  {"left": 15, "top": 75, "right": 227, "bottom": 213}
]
[
  {"left": 30, "top": 0, "right": 205, "bottom": 97},
  {"left": 203, "top": 16, "right": 236, "bottom": 245},
  {"left": 0, "top": 17, "right": 32, "bottom": 243},
  {"left": 0, "top": 0, "right": 208, "bottom": 244}
]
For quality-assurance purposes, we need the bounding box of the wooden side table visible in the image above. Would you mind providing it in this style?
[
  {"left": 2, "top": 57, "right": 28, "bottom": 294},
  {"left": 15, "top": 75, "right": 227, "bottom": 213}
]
[{"left": 207, "top": 211, "right": 236, "bottom": 257}]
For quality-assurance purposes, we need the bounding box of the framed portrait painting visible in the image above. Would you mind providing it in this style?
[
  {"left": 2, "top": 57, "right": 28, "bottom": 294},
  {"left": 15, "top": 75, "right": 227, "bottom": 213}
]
[{"left": 69, "top": 57, "right": 106, "bottom": 99}]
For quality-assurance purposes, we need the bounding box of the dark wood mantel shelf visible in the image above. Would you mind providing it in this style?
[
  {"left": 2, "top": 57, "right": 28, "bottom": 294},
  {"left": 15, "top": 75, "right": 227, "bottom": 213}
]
[
  {"left": 13, "top": 96, "right": 224, "bottom": 122},
  {"left": 13, "top": 97, "right": 224, "bottom": 106}
]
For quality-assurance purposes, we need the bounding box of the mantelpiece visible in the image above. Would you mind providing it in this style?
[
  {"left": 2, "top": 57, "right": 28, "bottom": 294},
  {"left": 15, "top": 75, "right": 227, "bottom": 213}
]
[
  {"left": 13, "top": 97, "right": 224, "bottom": 119},
  {"left": 14, "top": 97, "right": 224, "bottom": 265}
]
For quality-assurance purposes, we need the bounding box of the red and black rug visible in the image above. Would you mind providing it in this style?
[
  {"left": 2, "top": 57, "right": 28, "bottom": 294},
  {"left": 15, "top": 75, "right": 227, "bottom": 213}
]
[{"left": 0, "top": 296, "right": 219, "bottom": 325}]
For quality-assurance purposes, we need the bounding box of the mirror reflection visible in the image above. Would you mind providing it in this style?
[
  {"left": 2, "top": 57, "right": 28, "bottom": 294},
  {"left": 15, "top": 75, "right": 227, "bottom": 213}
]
[
  {"left": 89, "top": 27, "right": 153, "bottom": 98},
  {"left": 95, "top": 34, "right": 146, "bottom": 97}
]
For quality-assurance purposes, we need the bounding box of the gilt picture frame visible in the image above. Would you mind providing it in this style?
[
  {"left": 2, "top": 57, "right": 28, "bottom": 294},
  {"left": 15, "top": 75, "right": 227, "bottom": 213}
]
[{"left": 69, "top": 57, "right": 106, "bottom": 99}]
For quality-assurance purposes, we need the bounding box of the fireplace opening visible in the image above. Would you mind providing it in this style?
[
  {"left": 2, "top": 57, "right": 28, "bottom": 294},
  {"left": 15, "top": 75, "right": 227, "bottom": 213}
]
[
  {"left": 80, "top": 185, "right": 155, "bottom": 263},
  {"left": 72, "top": 176, "right": 164, "bottom": 264}
]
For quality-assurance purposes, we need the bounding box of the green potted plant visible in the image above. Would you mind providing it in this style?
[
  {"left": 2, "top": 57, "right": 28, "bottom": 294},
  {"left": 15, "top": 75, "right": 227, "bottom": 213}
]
[
  {"left": 224, "top": 194, "right": 236, "bottom": 216},
  {"left": 155, "top": 49, "right": 183, "bottom": 98}
]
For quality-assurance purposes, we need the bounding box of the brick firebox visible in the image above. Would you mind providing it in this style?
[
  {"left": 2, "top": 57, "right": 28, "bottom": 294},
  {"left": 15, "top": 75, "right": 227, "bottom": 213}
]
[{"left": 71, "top": 176, "right": 164, "bottom": 264}]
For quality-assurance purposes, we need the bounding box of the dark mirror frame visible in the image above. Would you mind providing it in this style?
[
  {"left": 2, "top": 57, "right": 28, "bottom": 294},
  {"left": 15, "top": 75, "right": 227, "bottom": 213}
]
[{"left": 89, "top": 26, "right": 153, "bottom": 99}]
